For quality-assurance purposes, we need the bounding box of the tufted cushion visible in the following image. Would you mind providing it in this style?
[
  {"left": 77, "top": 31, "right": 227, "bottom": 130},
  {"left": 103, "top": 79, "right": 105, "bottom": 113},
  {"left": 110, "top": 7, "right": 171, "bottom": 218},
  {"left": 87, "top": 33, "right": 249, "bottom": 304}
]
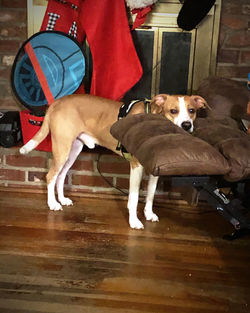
[
  {"left": 110, "top": 113, "right": 230, "bottom": 177},
  {"left": 194, "top": 117, "right": 250, "bottom": 181}
]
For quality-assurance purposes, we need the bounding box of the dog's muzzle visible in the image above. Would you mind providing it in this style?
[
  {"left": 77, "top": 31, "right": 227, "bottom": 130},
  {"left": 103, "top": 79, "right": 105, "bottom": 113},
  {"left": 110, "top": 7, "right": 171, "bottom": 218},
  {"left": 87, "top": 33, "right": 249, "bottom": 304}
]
[{"left": 181, "top": 121, "right": 192, "bottom": 132}]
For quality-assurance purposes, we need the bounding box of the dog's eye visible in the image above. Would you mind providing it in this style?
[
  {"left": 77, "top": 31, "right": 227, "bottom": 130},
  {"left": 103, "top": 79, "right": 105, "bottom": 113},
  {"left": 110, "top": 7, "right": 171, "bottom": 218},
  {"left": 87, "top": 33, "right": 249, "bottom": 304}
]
[
  {"left": 188, "top": 108, "right": 195, "bottom": 114},
  {"left": 170, "top": 109, "right": 178, "bottom": 114}
]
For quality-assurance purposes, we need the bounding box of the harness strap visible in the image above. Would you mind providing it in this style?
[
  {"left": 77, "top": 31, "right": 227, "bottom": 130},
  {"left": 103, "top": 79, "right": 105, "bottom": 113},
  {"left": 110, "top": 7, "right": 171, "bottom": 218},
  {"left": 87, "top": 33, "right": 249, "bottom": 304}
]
[
  {"left": 144, "top": 99, "right": 151, "bottom": 114},
  {"left": 118, "top": 99, "right": 141, "bottom": 120},
  {"left": 116, "top": 98, "right": 151, "bottom": 161}
]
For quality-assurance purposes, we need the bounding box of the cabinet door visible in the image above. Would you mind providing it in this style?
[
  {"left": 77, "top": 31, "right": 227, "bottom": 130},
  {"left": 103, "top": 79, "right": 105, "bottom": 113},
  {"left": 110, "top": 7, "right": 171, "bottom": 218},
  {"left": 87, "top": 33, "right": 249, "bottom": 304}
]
[
  {"left": 158, "top": 29, "right": 195, "bottom": 95},
  {"left": 123, "top": 29, "right": 155, "bottom": 102},
  {"left": 124, "top": 27, "right": 195, "bottom": 101}
]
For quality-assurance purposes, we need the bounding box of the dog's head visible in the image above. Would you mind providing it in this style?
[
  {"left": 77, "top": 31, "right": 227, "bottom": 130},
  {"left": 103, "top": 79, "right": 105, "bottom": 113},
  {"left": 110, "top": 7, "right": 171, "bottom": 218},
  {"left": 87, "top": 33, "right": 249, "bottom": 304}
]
[{"left": 150, "top": 94, "right": 208, "bottom": 132}]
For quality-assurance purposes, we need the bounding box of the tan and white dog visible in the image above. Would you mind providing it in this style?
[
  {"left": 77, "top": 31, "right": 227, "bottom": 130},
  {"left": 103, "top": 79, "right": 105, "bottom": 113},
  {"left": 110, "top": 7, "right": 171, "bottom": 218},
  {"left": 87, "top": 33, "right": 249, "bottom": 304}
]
[{"left": 20, "top": 93, "right": 207, "bottom": 229}]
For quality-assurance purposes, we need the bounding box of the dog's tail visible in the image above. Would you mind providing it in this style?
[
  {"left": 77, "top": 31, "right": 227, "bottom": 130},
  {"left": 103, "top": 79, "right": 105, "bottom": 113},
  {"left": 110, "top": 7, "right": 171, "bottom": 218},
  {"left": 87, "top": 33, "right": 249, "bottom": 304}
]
[{"left": 19, "top": 111, "right": 50, "bottom": 155}]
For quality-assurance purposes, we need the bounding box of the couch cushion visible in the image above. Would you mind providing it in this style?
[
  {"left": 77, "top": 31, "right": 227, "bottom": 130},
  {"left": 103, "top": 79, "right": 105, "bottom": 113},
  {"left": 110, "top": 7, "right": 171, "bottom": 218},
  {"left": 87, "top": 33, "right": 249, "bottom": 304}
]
[
  {"left": 110, "top": 113, "right": 230, "bottom": 177},
  {"left": 197, "top": 76, "right": 250, "bottom": 121},
  {"left": 194, "top": 117, "right": 250, "bottom": 181}
]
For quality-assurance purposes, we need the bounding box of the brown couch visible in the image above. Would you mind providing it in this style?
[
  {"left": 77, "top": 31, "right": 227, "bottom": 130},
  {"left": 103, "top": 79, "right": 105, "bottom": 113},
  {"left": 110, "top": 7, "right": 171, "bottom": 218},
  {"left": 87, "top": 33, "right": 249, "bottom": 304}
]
[{"left": 110, "top": 77, "right": 250, "bottom": 182}]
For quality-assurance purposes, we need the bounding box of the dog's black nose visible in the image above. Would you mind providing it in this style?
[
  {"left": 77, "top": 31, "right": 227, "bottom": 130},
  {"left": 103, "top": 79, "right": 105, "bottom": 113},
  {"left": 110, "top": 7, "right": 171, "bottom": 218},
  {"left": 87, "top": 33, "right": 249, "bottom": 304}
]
[{"left": 181, "top": 121, "right": 192, "bottom": 131}]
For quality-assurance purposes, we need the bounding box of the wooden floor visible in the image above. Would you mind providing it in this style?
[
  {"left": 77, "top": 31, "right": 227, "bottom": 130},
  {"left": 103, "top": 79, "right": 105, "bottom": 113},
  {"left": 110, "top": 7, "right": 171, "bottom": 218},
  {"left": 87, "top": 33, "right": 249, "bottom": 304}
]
[{"left": 0, "top": 190, "right": 250, "bottom": 313}]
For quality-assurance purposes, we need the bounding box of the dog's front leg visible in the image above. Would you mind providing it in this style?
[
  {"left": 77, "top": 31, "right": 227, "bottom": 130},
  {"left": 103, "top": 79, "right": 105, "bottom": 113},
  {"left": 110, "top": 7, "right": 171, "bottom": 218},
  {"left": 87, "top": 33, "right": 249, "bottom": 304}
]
[
  {"left": 128, "top": 163, "right": 144, "bottom": 229},
  {"left": 144, "top": 175, "right": 159, "bottom": 222}
]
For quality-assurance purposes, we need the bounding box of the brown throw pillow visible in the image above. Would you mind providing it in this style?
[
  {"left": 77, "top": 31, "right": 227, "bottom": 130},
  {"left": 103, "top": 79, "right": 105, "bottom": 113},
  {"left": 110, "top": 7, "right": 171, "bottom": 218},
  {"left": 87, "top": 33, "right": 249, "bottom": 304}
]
[{"left": 110, "top": 114, "right": 230, "bottom": 177}]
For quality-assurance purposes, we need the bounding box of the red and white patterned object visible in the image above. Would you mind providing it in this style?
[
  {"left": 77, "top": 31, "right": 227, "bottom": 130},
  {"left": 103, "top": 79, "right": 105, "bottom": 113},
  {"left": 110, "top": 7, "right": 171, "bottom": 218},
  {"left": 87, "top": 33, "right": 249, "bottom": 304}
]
[{"left": 40, "top": 0, "right": 85, "bottom": 43}]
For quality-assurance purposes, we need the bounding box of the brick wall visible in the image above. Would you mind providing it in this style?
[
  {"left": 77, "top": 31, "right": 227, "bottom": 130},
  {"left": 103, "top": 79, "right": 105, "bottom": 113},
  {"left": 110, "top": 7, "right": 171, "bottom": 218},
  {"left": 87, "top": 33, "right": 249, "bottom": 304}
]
[
  {"left": 1, "top": 145, "right": 181, "bottom": 199},
  {"left": 0, "top": 0, "right": 27, "bottom": 111},
  {"left": 0, "top": 146, "right": 130, "bottom": 194},
  {"left": 216, "top": 0, "right": 250, "bottom": 81}
]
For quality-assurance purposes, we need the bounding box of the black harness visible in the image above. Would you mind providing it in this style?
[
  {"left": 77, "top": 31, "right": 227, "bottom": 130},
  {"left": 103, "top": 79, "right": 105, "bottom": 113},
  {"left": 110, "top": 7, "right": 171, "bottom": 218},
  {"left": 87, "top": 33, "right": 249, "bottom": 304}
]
[{"left": 116, "top": 98, "right": 151, "bottom": 160}]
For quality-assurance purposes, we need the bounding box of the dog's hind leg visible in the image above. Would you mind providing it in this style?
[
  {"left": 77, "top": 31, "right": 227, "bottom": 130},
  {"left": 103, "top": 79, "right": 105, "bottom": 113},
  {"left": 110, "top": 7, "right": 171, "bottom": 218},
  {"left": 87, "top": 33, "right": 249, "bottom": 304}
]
[
  {"left": 46, "top": 138, "right": 74, "bottom": 211},
  {"left": 144, "top": 175, "right": 159, "bottom": 222},
  {"left": 128, "top": 163, "right": 144, "bottom": 229},
  {"left": 56, "top": 133, "right": 96, "bottom": 207},
  {"left": 56, "top": 138, "right": 83, "bottom": 206}
]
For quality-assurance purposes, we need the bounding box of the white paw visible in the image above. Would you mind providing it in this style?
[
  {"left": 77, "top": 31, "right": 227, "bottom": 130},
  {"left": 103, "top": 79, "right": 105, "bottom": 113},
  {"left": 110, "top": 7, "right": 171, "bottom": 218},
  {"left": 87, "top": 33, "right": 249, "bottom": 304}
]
[
  {"left": 49, "top": 201, "right": 63, "bottom": 211},
  {"left": 129, "top": 217, "right": 144, "bottom": 230},
  {"left": 145, "top": 211, "right": 159, "bottom": 222},
  {"left": 59, "top": 197, "right": 73, "bottom": 206}
]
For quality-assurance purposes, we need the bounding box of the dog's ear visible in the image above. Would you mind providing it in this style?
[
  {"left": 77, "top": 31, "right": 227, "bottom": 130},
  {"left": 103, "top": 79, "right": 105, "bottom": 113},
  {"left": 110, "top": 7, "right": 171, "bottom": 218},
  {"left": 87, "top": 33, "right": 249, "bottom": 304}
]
[
  {"left": 191, "top": 95, "right": 211, "bottom": 110},
  {"left": 151, "top": 94, "right": 168, "bottom": 114}
]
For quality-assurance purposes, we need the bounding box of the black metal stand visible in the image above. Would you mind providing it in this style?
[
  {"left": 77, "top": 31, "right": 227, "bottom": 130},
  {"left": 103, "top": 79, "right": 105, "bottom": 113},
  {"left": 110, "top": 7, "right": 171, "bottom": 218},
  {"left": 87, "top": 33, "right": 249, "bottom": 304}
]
[{"left": 169, "top": 176, "right": 250, "bottom": 240}]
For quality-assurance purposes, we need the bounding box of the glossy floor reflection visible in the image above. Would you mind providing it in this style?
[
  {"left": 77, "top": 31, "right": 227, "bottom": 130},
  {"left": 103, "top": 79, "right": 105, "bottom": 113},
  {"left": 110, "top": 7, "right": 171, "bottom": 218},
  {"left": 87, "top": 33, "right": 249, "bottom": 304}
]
[{"left": 0, "top": 190, "right": 250, "bottom": 313}]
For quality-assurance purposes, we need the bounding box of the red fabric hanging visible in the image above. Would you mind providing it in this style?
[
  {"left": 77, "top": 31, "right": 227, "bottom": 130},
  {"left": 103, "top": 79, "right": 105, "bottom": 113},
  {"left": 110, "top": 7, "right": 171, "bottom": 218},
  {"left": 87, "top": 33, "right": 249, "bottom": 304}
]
[
  {"left": 132, "top": 5, "right": 154, "bottom": 30},
  {"left": 80, "top": 0, "right": 143, "bottom": 100},
  {"left": 39, "top": 0, "right": 142, "bottom": 101}
]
